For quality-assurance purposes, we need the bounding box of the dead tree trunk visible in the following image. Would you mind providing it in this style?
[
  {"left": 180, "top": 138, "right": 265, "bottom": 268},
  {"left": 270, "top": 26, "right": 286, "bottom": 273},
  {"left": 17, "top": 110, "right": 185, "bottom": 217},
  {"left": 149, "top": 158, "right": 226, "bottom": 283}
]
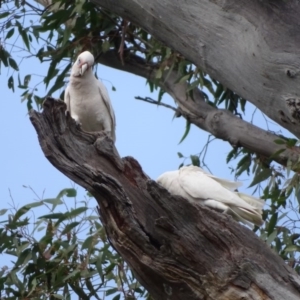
[{"left": 29, "top": 98, "right": 300, "bottom": 300}]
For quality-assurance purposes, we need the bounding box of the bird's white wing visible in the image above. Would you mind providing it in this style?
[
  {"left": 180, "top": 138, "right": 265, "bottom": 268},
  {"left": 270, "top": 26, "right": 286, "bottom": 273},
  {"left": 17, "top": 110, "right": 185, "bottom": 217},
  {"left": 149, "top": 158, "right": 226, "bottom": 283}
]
[
  {"left": 179, "top": 169, "right": 234, "bottom": 203},
  {"left": 236, "top": 192, "right": 265, "bottom": 211},
  {"left": 97, "top": 80, "right": 116, "bottom": 135},
  {"left": 180, "top": 169, "right": 263, "bottom": 226},
  {"left": 183, "top": 166, "right": 242, "bottom": 191},
  {"left": 179, "top": 168, "right": 257, "bottom": 210},
  {"left": 64, "top": 85, "right": 71, "bottom": 112},
  {"left": 207, "top": 174, "right": 242, "bottom": 191}
]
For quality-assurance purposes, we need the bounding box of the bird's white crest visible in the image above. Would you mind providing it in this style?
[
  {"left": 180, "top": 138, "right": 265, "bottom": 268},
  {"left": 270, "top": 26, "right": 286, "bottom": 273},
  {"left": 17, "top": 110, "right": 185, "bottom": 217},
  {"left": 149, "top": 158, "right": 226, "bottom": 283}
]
[
  {"left": 64, "top": 51, "right": 116, "bottom": 141},
  {"left": 157, "top": 165, "right": 265, "bottom": 227}
]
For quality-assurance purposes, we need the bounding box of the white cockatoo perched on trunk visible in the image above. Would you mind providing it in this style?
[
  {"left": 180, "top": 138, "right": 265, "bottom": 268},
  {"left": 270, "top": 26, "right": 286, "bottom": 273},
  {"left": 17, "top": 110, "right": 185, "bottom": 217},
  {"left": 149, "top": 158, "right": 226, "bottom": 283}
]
[
  {"left": 157, "top": 165, "right": 265, "bottom": 227},
  {"left": 64, "top": 51, "right": 116, "bottom": 141}
]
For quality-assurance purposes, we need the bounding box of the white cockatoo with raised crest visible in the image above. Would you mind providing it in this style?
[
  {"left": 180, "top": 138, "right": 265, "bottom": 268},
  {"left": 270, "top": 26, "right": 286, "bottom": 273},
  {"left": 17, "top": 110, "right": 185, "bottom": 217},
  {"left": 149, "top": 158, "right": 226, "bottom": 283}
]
[
  {"left": 64, "top": 51, "right": 116, "bottom": 141},
  {"left": 157, "top": 165, "right": 265, "bottom": 227}
]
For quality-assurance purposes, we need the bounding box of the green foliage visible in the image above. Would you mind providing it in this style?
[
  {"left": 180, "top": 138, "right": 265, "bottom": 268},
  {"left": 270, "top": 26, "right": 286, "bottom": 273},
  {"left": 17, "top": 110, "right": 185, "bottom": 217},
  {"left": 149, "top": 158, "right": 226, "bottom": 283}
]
[
  {"left": 178, "top": 120, "right": 191, "bottom": 144},
  {"left": 226, "top": 144, "right": 300, "bottom": 273},
  {"left": 0, "top": 188, "right": 151, "bottom": 299}
]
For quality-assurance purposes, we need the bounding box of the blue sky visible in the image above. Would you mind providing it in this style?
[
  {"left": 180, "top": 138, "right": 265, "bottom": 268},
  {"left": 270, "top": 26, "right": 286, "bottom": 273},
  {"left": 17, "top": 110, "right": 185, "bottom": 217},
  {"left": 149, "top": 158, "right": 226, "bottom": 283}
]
[{"left": 0, "top": 55, "right": 238, "bottom": 208}]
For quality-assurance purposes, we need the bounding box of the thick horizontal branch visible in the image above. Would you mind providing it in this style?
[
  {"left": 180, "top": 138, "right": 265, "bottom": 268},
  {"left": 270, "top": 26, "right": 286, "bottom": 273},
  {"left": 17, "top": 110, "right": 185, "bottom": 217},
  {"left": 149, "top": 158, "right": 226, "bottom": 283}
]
[
  {"left": 29, "top": 98, "right": 300, "bottom": 300},
  {"left": 98, "top": 50, "right": 300, "bottom": 168}
]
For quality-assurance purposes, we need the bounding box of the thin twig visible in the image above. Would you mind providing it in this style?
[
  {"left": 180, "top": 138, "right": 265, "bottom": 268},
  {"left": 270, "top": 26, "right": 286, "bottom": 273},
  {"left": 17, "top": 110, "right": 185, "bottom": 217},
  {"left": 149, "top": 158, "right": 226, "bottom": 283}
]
[
  {"left": 24, "top": 1, "right": 44, "bottom": 14},
  {"left": 199, "top": 134, "right": 216, "bottom": 173},
  {"left": 135, "top": 96, "right": 178, "bottom": 112}
]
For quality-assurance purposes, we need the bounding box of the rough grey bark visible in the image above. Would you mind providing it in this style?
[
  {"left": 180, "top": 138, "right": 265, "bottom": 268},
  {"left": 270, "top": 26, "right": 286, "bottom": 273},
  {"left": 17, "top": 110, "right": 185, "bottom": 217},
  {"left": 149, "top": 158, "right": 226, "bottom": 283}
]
[
  {"left": 29, "top": 98, "right": 300, "bottom": 300},
  {"left": 93, "top": 0, "right": 300, "bottom": 138}
]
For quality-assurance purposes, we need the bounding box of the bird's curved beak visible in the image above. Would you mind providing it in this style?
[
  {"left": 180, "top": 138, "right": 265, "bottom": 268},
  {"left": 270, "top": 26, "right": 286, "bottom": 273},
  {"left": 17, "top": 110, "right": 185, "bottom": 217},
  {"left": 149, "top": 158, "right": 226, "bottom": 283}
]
[{"left": 80, "top": 63, "right": 89, "bottom": 76}]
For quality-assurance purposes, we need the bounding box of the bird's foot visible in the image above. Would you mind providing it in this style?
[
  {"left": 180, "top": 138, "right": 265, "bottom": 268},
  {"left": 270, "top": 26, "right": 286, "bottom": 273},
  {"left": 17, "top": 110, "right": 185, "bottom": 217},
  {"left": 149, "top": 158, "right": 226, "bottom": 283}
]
[
  {"left": 102, "top": 130, "right": 115, "bottom": 142},
  {"left": 103, "top": 130, "right": 111, "bottom": 138},
  {"left": 75, "top": 120, "right": 82, "bottom": 129},
  {"left": 72, "top": 115, "right": 82, "bottom": 129}
]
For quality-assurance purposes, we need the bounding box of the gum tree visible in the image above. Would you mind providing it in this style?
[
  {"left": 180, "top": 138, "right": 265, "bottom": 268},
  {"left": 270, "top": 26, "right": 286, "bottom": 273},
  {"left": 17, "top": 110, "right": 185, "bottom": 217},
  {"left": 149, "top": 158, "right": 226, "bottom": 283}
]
[{"left": 1, "top": 0, "right": 300, "bottom": 299}]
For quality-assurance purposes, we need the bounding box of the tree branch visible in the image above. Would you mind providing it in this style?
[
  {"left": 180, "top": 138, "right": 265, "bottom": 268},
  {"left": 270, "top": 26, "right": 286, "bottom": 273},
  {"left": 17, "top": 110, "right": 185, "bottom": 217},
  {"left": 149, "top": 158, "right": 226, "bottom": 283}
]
[
  {"left": 93, "top": 0, "right": 300, "bottom": 138},
  {"left": 98, "top": 50, "right": 300, "bottom": 168},
  {"left": 32, "top": 0, "right": 300, "bottom": 167},
  {"left": 135, "top": 96, "right": 178, "bottom": 113},
  {"left": 29, "top": 98, "right": 300, "bottom": 300}
]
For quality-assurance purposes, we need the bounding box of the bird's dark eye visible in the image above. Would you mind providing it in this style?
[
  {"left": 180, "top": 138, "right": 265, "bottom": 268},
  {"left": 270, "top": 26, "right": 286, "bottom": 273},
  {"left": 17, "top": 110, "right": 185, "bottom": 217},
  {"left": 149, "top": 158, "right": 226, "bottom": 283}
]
[{"left": 78, "top": 59, "right": 81, "bottom": 65}]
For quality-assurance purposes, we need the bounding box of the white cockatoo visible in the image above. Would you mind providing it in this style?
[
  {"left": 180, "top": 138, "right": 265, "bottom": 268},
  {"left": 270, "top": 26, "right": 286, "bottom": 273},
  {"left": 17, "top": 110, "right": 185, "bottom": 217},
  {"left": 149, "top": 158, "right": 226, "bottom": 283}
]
[
  {"left": 157, "top": 165, "right": 265, "bottom": 227},
  {"left": 64, "top": 51, "right": 116, "bottom": 141}
]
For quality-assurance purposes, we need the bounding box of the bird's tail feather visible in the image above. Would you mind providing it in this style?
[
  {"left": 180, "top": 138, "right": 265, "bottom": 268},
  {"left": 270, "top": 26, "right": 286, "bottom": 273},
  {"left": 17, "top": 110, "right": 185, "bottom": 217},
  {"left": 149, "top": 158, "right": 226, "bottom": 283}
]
[
  {"left": 236, "top": 192, "right": 265, "bottom": 212},
  {"left": 230, "top": 206, "right": 264, "bottom": 227}
]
